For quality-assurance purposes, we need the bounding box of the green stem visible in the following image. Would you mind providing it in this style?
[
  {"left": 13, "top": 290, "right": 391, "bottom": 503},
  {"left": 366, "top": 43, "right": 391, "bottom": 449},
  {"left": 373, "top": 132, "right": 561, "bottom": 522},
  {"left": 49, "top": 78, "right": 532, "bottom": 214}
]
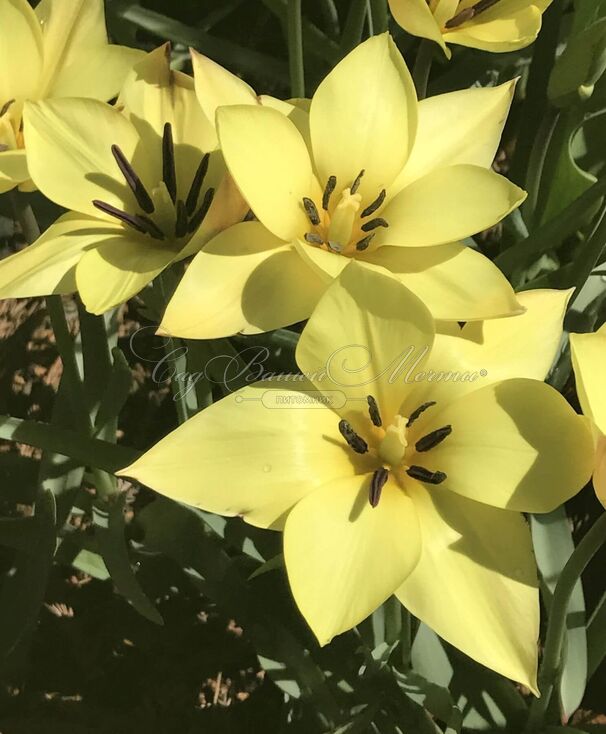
[
  {"left": 368, "top": 0, "right": 388, "bottom": 34},
  {"left": 340, "top": 0, "right": 367, "bottom": 54},
  {"left": 525, "top": 512, "right": 606, "bottom": 731},
  {"left": 521, "top": 108, "right": 560, "bottom": 227},
  {"left": 412, "top": 40, "right": 434, "bottom": 100},
  {"left": 287, "top": 0, "right": 305, "bottom": 97},
  {"left": 510, "top": 0, "right": 564, "bottom": 187},
  {"left": 9, "top": 190, "right": 40, "bottom": 243}
]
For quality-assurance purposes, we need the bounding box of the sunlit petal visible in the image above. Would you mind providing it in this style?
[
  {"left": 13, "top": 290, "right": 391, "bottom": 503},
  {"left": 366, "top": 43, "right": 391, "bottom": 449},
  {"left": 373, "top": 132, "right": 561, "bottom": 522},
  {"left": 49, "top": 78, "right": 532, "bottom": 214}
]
[
  {"left": 0, "top": 0, "right": 43, "bottom": 102},
  {"left": 217, "top": 104, "right": 313, "bottom": 240},
  {"left": 119, "top": 383, "right": 366, "bottom": 530},
  {"left": 362, "top": 242, "right": 522, "bottom": 321},
  {"left": 310, "top": 33, "right": 418, "bottom": 199},
  {"left": 378, "top": 165, "right": 526, "bottom": 248},
  {"left": 296, "top": 261, "right": 435, "bottom": 432},
  {"left": 160, "top": 222, "right": 326, "bottom": 338},
  {"left": 285, "top": 475, "right": 421, "bottom": 644},
  {"left": 407, "top": 379, "right": 594, "bottom": 513},
  {"left": 397, "top": 481, "right": 539, "bottom": 692}
]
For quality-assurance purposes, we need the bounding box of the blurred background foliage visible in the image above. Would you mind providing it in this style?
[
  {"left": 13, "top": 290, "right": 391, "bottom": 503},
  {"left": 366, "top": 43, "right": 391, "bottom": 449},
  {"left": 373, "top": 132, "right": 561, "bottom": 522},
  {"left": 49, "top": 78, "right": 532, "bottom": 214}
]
[{"left": 1, "top": 0, "right": 606, "bottom": 732}]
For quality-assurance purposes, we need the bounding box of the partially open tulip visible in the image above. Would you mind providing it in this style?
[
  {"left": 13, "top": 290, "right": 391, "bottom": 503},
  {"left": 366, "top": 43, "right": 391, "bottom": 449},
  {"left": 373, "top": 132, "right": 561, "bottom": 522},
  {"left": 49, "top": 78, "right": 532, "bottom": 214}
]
[
  {"left": 119, "top": 263, "right": 593, "bottom": 693},
  {"left": 0, "top": 0, "right": 142, "bottom": 193},
  {"left": 160, "top": 33, "right": 526, "bottom": 339},
  {"left": 388, "top": 0, "right": 552, "bottom": 57}
]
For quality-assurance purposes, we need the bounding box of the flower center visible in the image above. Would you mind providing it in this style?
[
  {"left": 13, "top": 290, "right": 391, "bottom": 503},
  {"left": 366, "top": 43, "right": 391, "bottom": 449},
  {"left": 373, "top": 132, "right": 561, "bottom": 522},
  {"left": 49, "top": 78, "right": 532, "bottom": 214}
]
[
  {"left": 92, "top": 122, "right": 214, "bottom": 243},
  {"left": 302, "top": 169, "right": 388, "bottom": 256},
  {"left": 445, "top": 0, "right": 502, "bottom": 29},
  {"left": 338, "top": 397, "right": 452, "bottom": 508}
]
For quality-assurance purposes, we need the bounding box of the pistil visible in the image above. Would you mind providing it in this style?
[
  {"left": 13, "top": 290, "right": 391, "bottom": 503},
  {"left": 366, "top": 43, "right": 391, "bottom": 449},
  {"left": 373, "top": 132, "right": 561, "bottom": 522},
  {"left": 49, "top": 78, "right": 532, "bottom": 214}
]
[{"left": 327, "top": 190, "right": 361, "bottom": 251}]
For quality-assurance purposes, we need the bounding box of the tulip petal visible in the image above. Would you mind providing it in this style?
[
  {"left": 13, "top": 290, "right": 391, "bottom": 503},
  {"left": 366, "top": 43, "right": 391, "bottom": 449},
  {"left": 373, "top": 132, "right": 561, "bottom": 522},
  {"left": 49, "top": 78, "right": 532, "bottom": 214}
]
[
  {"left": 406, "top": 379, "right": 594, "bottom": 513},
  {"left": 119, "top": 45, "right": 218, "bottom": 177},
  {"left": 191, "top": 48, "right": 258, "bottom": 130},
  {"left": 0, "top": 149, "right": 30, "bottom": 193},
  {"left": 397, "top": 481, "right": 539, "bottom": 692},
  {"left": 570, "top": 324, "right": 606, "bottom": 435},
  {"left": 310, "top": 34, "right": 417, "bottom": 199},
  {"left": 394, "top": 81, "right": 516, "bottom": 190},
  {"left": 296, "top": 261, "right": 435, "bottom": 433},
  {"left": 387, "top": 0, "right": 449, "bottom": 55},
  {"left": 24, "top": 98, "right": 148, "bottom": 217},
  {"left": 416, "top": 288, "right": 571, "bottom": 406},
  {"left": 362, "top": 242, "right": 522, "bottom": 321},
  {"left": 0, "top": 0, "right": 43, "bottom": 102},
  {"left": 35, "top": 0, "right": 142, "bottom": 99},
  {"left": 284, "top": 475, "right": 421, "bottom": 645},
  {"left": 160, "top": 222, "right": 326, "bottom": 338},
  {"left": 378, "top": 165, "right": 526, "bottom": 248},
  {"left": 0, "top": 213, "right": 117, "bottom": 298},
  {"left": 76, "top": 236, "right": 175, "bottom": 314},
  {"left": 119, "top": 384, "right": 368, "bottom": 530},
  {"left": 443, "top": 2, "right": 543, "bottom": 53},
  {"left": 593, "top": 436, "right": 606, "bottom": 509},
  {"left": 217, "top": 105, "right": 313, "bottom": 241}
]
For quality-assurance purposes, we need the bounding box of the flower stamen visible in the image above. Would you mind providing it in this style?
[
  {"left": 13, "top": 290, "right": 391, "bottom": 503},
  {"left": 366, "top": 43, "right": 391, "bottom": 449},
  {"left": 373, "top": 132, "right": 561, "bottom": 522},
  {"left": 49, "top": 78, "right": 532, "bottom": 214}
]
[
  {"left": 355, "top": 233, "right": 375, "bottom": 251},
  {"left": 188, "top": 187, "right": 215, "bottom": 233},
  {"left": 111, "top": 144, "right": 155, "bottom": 214},
  {"left": 92, "top": 200, "right": 164, "bottom": 239},
  {"left": 361, "top": 217, "right": 389, "bottom": 233},
  {"left": 338, "top": 419, "right": 368, "bottom": 454},
  {"left": 350, "top": 169, "right": 365, "bottom": 195},
  {"left": 406, "top": 401, "right": 436, "bottom": 427},
  {"left": 445, "top": 0, "right": 501, "bottom": 28},
  {"left": 302, "top": 197, "right": 321, "bottom": 226},
  {"left": 174, "top": 199, "right": 188, "bottom": 238},
  {"left": 367, "top": 395, "right": 382, "bottom": 427},
  {"left": 361, "top": 189, "right": 386, "bottom": 218},
  {"left": 322, "top": 175, "right": 337, "bottom": 210},
  {"left": 406, "top": 465, "right": 447, "bottom": 484},
  {"left": 369, "top": 467, "right": 388, "bottom": 508},
  {"left": 305, "top": 232, "right": 324, "bottom": 244},
  {"left": 0, "top": 99, "right": 15, "bottom": 118},
  {"left": 415, "top": 425, "right": 452, "bottom": 452},
  {"left": 186, "top": 152, "right": 210, "bottom": 215},
  {"left": 162, "top": 122, "right": 177, "bottom": 204}
]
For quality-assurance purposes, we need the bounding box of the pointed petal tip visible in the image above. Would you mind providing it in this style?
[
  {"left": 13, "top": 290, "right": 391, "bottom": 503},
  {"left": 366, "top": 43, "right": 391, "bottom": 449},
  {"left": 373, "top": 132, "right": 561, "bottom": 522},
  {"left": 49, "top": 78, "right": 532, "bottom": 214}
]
[{"left": 155, "top": 325, "right": 171, "bottom": 337}]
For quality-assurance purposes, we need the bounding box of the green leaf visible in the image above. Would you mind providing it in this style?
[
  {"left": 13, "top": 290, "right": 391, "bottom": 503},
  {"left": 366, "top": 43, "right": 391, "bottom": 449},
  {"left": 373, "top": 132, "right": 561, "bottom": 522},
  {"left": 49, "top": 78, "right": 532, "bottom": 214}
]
[
  {"left": 531, "top": 509, "right": 588, "bottom": 720},
  {"left": 495, "top": 177, "right": 606, "bottom": 280},
  {"left": 109, "top": 2, "right": 289, "bottom": 87},
  {"left": 93, "top": 492, "right": 163, "bottom": 625},
  {"left": 0, "top": 489, "right": 56, "bottom": 661},
  {"left": 549, "top": 19, "right": 606, "bottom": 106},
  {"left": 586, "top": 588, "right": 606, "bottom": 677},
  {"left": 0, "top": 414, "right": 139, "bottom": 474},
  {"left": 93, "top": 347, "right": 132, "bottom": 434}
]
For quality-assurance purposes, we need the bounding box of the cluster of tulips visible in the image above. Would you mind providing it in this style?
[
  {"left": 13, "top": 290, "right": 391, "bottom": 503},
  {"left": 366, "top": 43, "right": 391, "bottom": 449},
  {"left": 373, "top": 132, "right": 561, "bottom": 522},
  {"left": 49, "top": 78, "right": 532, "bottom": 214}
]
[{"left": 1, "top": 0, "right": 605, "bottom": 719}]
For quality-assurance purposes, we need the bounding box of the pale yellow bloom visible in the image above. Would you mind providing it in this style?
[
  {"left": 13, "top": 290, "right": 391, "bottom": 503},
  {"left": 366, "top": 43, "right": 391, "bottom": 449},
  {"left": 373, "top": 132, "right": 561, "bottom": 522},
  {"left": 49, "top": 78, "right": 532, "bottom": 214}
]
[
  {"left": 160, "top": 33, "right": 526, "bottom": 339},
  {"left": 570, "top": 324, "right": 606, "bottom": 508},
  {"left": 119, "top": 263, "right": 594, "bottom": 692},
  {"left": 0, "top": 46, "right": 247, "bottom": 314},
  {"left": 0, "top": 0, "right": 142, "bottom": 193},
  {"left": 389, "top": 0, "right": 552, "bottom": 57}
]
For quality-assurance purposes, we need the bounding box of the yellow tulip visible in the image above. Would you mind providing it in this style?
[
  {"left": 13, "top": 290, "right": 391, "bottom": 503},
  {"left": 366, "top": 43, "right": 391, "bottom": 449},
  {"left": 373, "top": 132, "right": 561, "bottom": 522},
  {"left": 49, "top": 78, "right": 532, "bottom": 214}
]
[
  {"left": 160, "top": 33, "right": 526, "bottom": 339},
  {"left": 0, "top": 46, "right": 247, "bottom": 315},
  {"left": 570, "top": 324, "right": 606, "bottom": 508},
  {"left": 0, "top": 0, "right": 143, "bottom": 193},
  {"left": 119, "top": 263, "right": 594, "bottom": 692},
  {"left": 388, "top": 0, "right": 553, "bottom": 57}
]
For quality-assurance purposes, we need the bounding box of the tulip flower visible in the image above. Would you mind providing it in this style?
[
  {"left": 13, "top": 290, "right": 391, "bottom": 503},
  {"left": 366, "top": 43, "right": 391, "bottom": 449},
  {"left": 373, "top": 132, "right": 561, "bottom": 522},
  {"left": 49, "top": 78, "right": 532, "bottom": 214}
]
[
  {"left": 0, "top": 0, "right": 142, "bottom": 194},
  {"left": 119, "top": 263, "right": 594, "bottom": 692},
  {"left": 388, "top": 0, "right": 552, "bottom": 57},
  {"left": 160, "top": 33, "right": 526, "bottom": 339},
  {"left": 570, "top": 324, "right": 606, "bottom": 508},
  {"left": 0, "top": 46, "right": 247, "bottom": 315}
]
